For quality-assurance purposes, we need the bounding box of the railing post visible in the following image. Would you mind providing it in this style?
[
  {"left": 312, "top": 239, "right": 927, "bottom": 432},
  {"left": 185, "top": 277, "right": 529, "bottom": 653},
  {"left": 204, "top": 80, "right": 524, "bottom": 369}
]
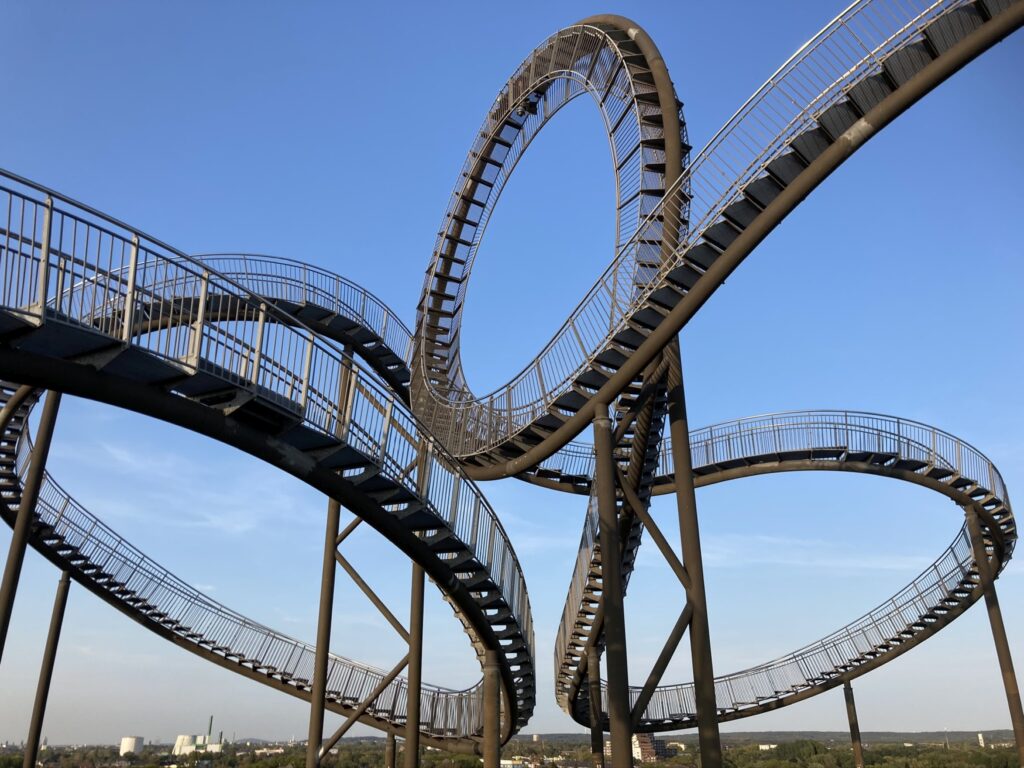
[
  {"left": 306, "top": 498, "right": 341, "bottom": 768},
  {"left": 336, "top": 344, "right": 356, "bottom": 439},
  {"left": 0, "top": 390, "right": 61, "bottom": 663},
  {"left": 250, "top": 301, "right": 268, "bottom": 386},
  {"left": 593, "top": 402, "right": 632, "bottom": 768},
  {"left": 23, "top": 570, "right": 71, "bottom": 768},
  {"left": 121, "top": 235, "right": 139, "bottom": 342},
  {"left": 33, "top": 197, "right": 54, "bottom": 315},
  {"left": 966, "top": 508, "right": 1024, "bottom": 763},
  {"left": 299, "top": 332, "right": 315, "bottom": 410},
  {"left": 188, "top": 271, "right": 209, "bottom": 369}
]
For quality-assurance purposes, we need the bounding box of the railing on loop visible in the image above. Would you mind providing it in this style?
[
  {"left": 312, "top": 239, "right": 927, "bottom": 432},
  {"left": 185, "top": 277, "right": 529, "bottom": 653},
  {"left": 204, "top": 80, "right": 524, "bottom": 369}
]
[
  {"left": 416, "top": 0, "right": 976, "bottom": 459},
  {"left": 553, "top": 409, "right": 1015, "bottom": 716},
  {"left": 539, "top": 410, "right": 1011, "bottom": 508},
  {"left": 0, "top": 167, "right": 534, "bottom": 731},
  {"left": 195, "top": 254, "right": 414, "bottom": 368}
]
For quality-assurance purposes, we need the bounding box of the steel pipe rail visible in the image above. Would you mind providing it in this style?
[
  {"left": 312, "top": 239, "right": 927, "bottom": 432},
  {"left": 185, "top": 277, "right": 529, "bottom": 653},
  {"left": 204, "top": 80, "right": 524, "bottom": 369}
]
[
  {"left": 0, "top": 165, "right": 535, "bottom": 746},
  {"left": 551, "top": 410, "right": 1016, "bottom": 730},
  {"left": 412, "top": 0, "right": 1023, "bottom": 473},
  {"left": 0, "top": 386, "right": 489, "bottom": 747},
  {"left": 194, "top": 254, "right": 413, "bottom": 397}
]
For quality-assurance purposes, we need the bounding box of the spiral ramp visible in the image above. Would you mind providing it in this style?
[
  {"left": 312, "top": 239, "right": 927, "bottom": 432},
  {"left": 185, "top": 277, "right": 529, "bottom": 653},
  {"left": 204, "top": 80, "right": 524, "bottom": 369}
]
[{"left": 0, "top": 0, "right": 1020, "bottom": 761}]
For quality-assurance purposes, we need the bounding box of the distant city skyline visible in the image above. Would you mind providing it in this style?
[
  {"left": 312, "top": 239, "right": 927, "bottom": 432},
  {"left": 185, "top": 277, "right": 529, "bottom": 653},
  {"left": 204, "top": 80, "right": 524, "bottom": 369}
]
[{"left": 0, "top": 0, "right": 1022, "bottom": 748}]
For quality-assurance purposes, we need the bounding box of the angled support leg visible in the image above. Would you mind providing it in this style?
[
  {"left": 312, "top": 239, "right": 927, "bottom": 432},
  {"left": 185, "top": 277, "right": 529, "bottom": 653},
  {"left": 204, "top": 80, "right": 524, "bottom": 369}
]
[
  {"left": 23, "top": 570, "right": 70, "bottom": 768},
  {"left": 843, "top": 681, "right": 865, "bottom": 768},
  {"left": 593, "top": 403, "right": 632, "bottom": 768},
  {"left": 404, "top": 562, "right": 425, "bottom": 768},
  {"left": 306, "top": 498, "right": 342, "bottom": 768},
  {"left": 665, "top": 343, "right": 722, "bottom": 768},
  {"left": 966, "top": 508, "right": 1024, "bottom": 763},
  {"left": 0, "top": 389, "right": 61, "bottom": 664}
]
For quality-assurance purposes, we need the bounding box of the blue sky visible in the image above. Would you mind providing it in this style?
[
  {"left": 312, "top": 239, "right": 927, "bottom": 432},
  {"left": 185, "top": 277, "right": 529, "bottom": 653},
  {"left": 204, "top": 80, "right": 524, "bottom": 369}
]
[{"left": 1, "top": 0, "right": 1023, "bottom": 747}]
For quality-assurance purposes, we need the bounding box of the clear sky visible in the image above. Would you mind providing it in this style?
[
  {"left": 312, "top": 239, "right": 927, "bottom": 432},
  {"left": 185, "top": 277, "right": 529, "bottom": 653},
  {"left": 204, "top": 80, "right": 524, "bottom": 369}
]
[{"left": 1, "top": 0, "right": 1022, "bottom": 748}]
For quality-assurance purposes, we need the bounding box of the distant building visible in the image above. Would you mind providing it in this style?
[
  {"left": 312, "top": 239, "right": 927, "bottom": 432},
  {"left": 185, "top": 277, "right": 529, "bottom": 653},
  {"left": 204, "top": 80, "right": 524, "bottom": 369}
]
[
  {"left": 666, "top": 741, "right": 687, "bottom": 753},
  {"left": 978, "top": 733, "right": 986, "bottom": 748},
  {"left": 758, "top": 744, "right": 778, "bottom": 751},
  {"left": 119, "top": 737, "right": 144, "bottom": 756},
  {"left": 602, "top": 734, "right": 668, "bottom": 763},
  {"left": 172, "top": 734, "right": 223, "bottom": 756}
]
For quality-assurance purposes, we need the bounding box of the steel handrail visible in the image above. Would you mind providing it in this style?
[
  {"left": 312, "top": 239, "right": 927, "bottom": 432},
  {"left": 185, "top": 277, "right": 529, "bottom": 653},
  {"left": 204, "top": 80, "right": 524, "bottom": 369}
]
[
  {"left": 413, "top": 0, "right": 966, "bottom": 460},
  {"left": 552, "top": 409, "right": 1015, "bottom": 718},
  {"left": 0, "top": 172, "right": 535, "bottom": 733}
]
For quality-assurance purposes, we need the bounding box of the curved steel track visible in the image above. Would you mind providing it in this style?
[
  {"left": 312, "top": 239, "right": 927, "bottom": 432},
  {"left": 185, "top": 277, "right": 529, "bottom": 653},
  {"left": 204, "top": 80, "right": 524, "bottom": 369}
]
[{"left": 0, "top": 0, "right": 1021, "bottom": 756}]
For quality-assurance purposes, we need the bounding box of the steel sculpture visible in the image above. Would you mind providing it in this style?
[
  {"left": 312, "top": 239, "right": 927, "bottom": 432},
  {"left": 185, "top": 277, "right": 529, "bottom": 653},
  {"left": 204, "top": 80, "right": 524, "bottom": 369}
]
[{"left": 0, "top": 1, "right": 1022, "bottom": 768}]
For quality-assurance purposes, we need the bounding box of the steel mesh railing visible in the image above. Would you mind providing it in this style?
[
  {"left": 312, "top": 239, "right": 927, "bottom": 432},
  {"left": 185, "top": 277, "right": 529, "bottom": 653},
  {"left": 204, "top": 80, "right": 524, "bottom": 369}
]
[
  {"left": 0, "top": 391, "right": 485, "bottom": 737},
  {"left": 413, "top": 21, "right": 686, "bottom": 439},
  {"left": 0, "top": 169, "right": 534, "bottom": 732},
  {"left": 553, "top": 410, "right": 1015, "bottom": 715},
  {"left": 196, "top": 254, "right": 414, "bottom": 368},
  {"left": 415, "top": 0, "right": 975, "bottom": 459}
]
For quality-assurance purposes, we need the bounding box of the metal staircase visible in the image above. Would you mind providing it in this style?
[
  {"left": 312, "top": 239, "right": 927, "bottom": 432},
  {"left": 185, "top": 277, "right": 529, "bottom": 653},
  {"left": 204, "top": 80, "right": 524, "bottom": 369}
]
[
  {"left": 0, "top": 385, "right": 484, "bottom": 742},
  {"left": 0, "top": 166, "right": 535, "bottom": 743},
  {"left": 548, "top": 411, "right": 1016, "bottom": 729},
  {"left": 413, "top": 0, "right": 1024, "bottom": 468}
]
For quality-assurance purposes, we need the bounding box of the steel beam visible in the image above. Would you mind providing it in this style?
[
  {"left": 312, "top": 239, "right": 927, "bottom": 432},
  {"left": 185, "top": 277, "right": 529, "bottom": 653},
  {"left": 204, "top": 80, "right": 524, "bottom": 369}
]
[
  {"left": 483, "top": 649, "right": 501, "bottom": 768},
  {"left": 966, "top": 509, "right": 1024, "bottom": 763},
  {"left": 587, "top": 651, "right": 605, "bottom": 768},
  {"left": 0, "top": 390, "right": 61, "bottom": 664},
  {"left": 593, "top": 404, "right": 632, "bottom": 768},
  {"left": 843, "top": 681, "right": 864, "bottom": 768},
  {"left": 385, "top": 733, "right": 396, "bottom": 768},
  {"left": 23, "top": 570, "right": 70, "bottom": 768},
  {"left": 306, "top": 498, "right": 341, "bottom": 768},
  {"left": 665, "top": 346, "right": 722, "bottom": 767},
  {"left": 404, "top": 562, "right": 425, "bottom": 768}
]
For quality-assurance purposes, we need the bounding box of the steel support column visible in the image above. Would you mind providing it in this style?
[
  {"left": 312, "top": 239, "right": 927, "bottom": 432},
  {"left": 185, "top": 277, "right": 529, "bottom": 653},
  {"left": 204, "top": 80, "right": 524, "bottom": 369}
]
[
  {"left": 483, "top": 649, "right": 501, "bottom": 768},
  {"left": 23, "top": 570, "right": 70, "bottom": 768},
  {"left": 593, "top": 405, "right": 632, "bottom": 768},
  {"left": 587, "top": 651, "right": 605, "bottom": 768},
  {"left": 843, "top": 681, "right": 865, "bottom": 768},
  {"left": 385, "top": 733, "right": 396, "bottom": 768},
  {"left": 0, "top": 390, "right": 61, "bottom": 664},
  {"left": 306, "top": 498, "right": 341, "bottom": 768},
  {"left": 404, "top": 562, "right": 425, "bottom": 768},
  {"left": 966, "top": 509, "right": 1024, "bottom": 763},
  {"left": 665, "top": 345, "right": 722, "bottom": 768}
]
